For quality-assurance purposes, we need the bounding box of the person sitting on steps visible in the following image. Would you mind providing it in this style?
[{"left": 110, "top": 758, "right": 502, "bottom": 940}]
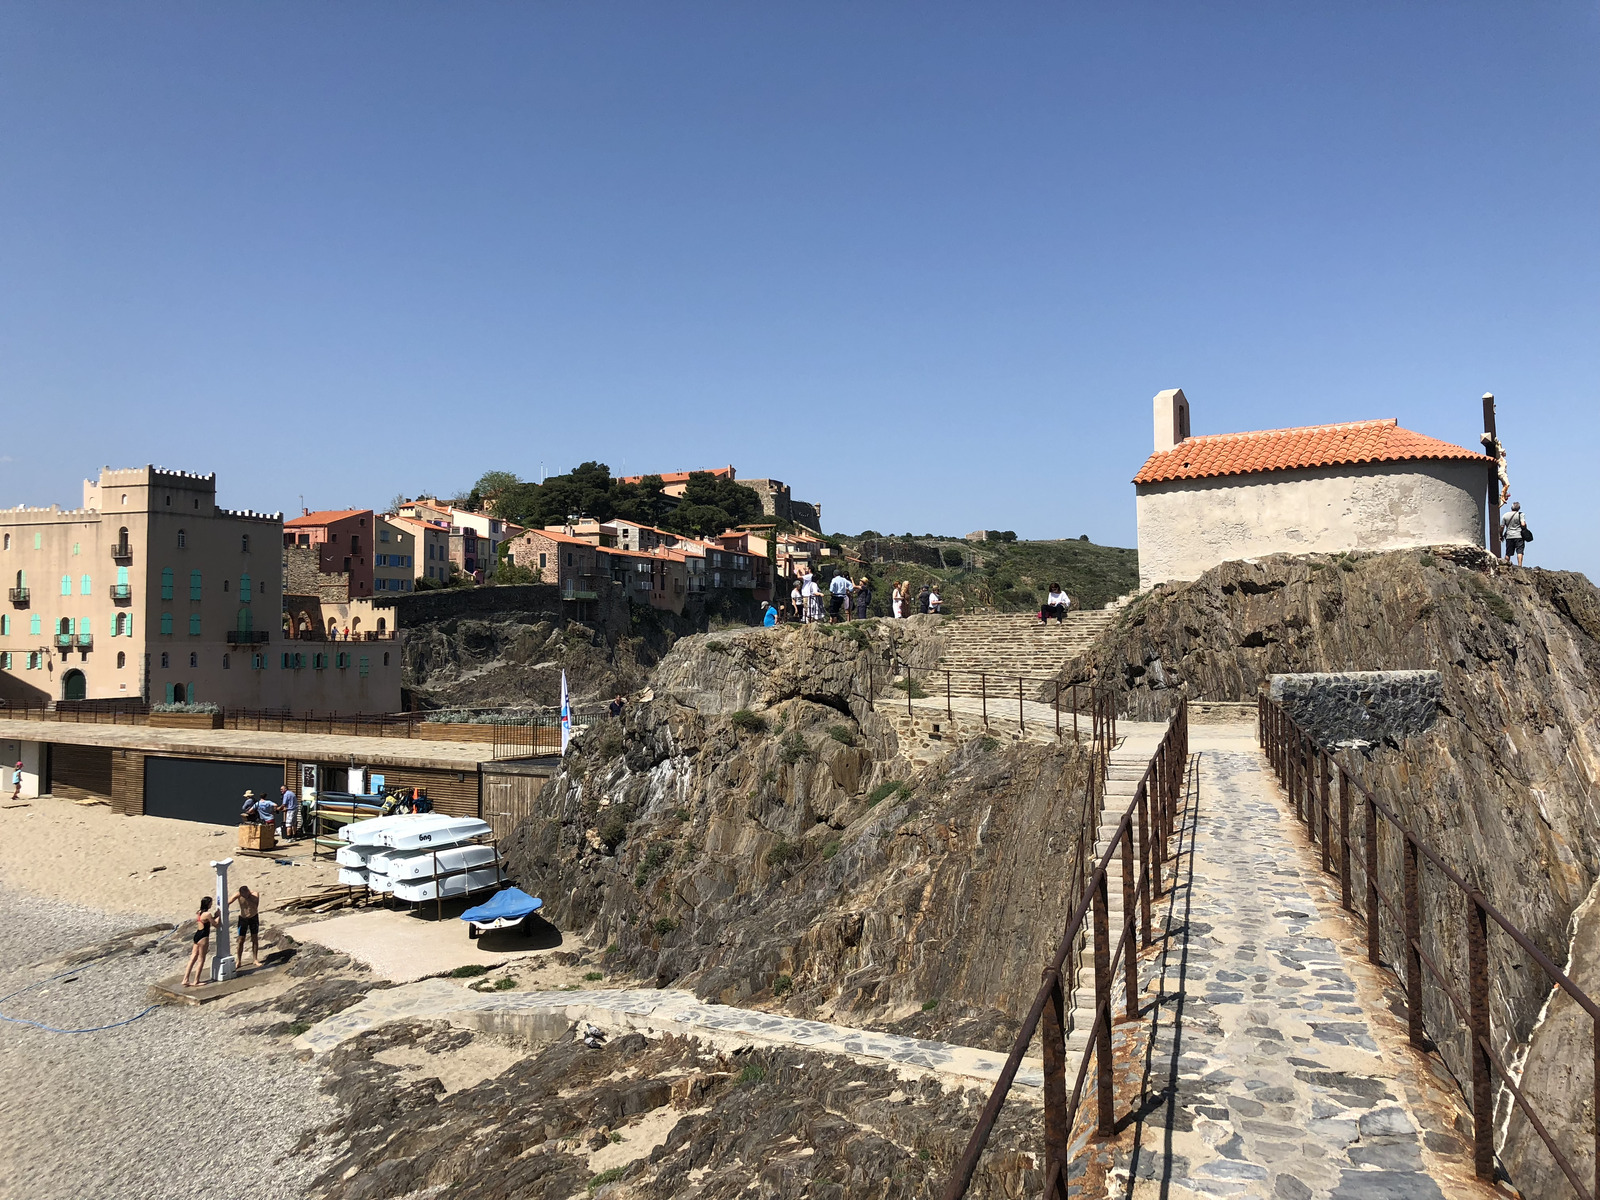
[{"left": 1041, "top": 584, "right": 1071, "bottom": 624}]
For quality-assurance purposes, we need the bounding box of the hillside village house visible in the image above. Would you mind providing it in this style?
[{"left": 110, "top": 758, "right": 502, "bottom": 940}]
[
  {"left": 284, "top": 509, "right": 374, "bottom": 599},
  {"left": 374, "top": 518, "right": 416, "bottom": 594},
  {"left": 1134, "top": 389, "right": 1491, "bottom": 590},
  {"left": 396, "top": 498, "right": 508, "bottom": 581},
  {"left": 0, "top": 467, "right": 399, "bottom": 711},
  {"left": 388, "top": 514, "right": 452, "bottom": 583}
]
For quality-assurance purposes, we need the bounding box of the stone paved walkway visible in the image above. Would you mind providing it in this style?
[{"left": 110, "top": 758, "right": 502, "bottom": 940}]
[
  {"left": 1107, "top": 725, "right": 1479, "bottom": 1200},
  {"left": 298, "top": 980, "right": 1045, "bottom": 1091}
]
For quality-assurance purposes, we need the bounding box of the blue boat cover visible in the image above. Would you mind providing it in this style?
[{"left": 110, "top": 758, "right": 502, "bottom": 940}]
[{"left": 460, "top": 887, "right": 543, "bottom": 923}]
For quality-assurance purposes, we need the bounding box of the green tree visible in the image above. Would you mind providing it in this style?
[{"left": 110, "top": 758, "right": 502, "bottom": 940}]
[
  {"left": 474, "top": 471, "right": 522, "bottom": 513},
  {"left": 659, "top": 473, "right": 763, "bottom": 537}
]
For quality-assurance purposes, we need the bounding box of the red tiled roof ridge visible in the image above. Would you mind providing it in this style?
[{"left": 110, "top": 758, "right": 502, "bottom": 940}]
[
  {"left": 287, "top": 508, "right": 369, "bottom": 525},
  {"left": 1133, "top": 418, "right": 1487, "bottom": 486}
]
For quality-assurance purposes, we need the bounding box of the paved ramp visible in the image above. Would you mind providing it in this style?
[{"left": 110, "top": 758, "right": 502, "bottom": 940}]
[{"left": 1103, "top": 724, "right": 1486, "bottom": 1199}]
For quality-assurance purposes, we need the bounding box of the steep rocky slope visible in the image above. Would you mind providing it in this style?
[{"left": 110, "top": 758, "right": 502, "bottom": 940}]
[
  {"left": 1063, "top": 548, "right": 1600, "bottom": 1195},
  {"left": 505, "top": 617, "right": 1099, "bottom": 1049}
]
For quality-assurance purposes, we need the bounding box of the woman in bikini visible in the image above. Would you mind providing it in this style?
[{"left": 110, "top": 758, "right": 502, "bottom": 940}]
[{"left": 183, "top": 895, "right": 219, "bottom": 987}]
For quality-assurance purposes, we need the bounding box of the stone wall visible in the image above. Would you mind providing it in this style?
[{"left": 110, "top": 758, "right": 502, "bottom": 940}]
[
  {"left": 1269, "top": 670, "right": 1441, "bottom": 749},
  {"left": 283, "top": 544, "right": 350, "bottom": 603}
]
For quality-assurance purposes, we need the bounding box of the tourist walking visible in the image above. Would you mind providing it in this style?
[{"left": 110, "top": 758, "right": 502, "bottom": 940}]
[
  {"left": 927, "top": 586, "right": 941, "bottom": 614},
  {"left": 1501, "top": 502, "right": 1530, "bottom": 567},
  {"left": 917, "top": 583, "right": 931, "bottom": 614},
  {"left": 231, "top": 884, "right": 262, "bottom": 967},
  {"left": 609, "top": 694, "right": 625, "bottom": 719},
  {"left": 891, "top": 582, "right": 904, "bottom": 619},
  {"left": 182, "top": 895, "right": 220, "bottom": 987},
  {"left": 1041, "top": 584, "right": 1071, "bottom": 624},
  {"left": 790, "top": 581, "right": 803, "bottom": 622},
  {"left": 762, "top": 601, "right": 778, "bottom": 627},
  {"left": 854, "top": 577, "right": 872, "bottom": 620},
  {"left": 10, "top": 761, "right": 20, "bottom": 801}
]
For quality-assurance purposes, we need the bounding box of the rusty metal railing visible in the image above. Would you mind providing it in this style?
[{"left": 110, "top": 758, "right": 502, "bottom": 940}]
[
  {"left": 886, "top": 661, "right": 1117, "bottom": 745},
  {"left": 941, "top": 698, "right": 1189, "bottom": 1200},
  {"left": 1260, "top": 694, "right": 1599, "bottom": 1199}
]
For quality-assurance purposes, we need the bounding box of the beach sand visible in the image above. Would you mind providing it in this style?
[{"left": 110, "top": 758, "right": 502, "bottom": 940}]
[{"left": 0, "top": 793, "right": 339, "bottom": 922}]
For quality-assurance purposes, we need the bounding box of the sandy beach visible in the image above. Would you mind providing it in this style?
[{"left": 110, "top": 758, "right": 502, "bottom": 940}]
[{"left": 0, "top": 793, "right": 341, "bottom": 921}]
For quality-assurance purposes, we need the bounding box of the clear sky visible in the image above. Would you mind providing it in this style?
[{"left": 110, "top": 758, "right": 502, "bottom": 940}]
[{"left": 3, "top": 4, "right": 1596, "bottom": 572}]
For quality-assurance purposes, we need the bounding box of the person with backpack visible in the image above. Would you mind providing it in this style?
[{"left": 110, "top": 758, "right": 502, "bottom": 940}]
[{"left": 1501, "top": 502, "right": 1530, "bottom": 567}]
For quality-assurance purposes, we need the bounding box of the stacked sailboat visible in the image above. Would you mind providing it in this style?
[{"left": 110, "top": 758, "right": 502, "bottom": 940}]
[{"left": 334, "top": 814, "right": 501, "bottom": 901}]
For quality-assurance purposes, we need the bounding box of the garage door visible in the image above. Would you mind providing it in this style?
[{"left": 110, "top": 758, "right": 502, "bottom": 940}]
[{"left": 143, "top": 756, "right": 286, "bottom": 826}]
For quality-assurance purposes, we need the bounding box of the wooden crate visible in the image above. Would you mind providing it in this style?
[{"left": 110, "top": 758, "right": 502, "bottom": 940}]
[{"left": 237, "top": 823, "right": 276, "bottom": 852}]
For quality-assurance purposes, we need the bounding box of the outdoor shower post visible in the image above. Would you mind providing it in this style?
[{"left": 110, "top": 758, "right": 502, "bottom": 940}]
[{"left": 210, "top": 857, "right": 236, "bottom": 982}]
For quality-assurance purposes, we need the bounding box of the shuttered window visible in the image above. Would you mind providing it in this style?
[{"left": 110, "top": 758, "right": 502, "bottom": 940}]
[
  {"left": 239, "top": 573, "right": 251, "bottom": 602},
  {"left": 80, "top": 574, "right": 91, "bottom": 594},
  {"left": 161, "top": 568, "right": 173, "bottom": 600},
  {"left": 189, "top": 614, "right": 201, "bottom": 636},
  {"left": 30, "top": 615, "right": 40, "bottom": 636},
  {"left": 60, "top": 575, "right": 71, "bottom": 596},
  {"left": 190, "top": 570, "right": 202, "bottom": 600},
  {"left": 160, "top": 613, "right": 173, "bottom": 635}
]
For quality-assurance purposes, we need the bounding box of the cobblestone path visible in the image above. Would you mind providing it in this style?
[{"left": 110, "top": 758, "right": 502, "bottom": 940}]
[{"left": 1107, "top": 726, "right": 1478, "bottom": 1200}]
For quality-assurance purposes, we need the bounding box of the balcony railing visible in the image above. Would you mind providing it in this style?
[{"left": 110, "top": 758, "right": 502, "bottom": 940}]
[
  {"left": 8, "top": 588, "right": 27, "bottom": 605},
  {"left": 75, "top": 633, "right": 92, "bottom": 649},
  {"left": 54, "top": 633, "right": 73, "bottom": 649},
  {"left": 111, "top": 542, "right": 133, "bottom": 561},
  {"left": 227, "top": 630, "right": 270, "bottom": 645},
  {"left": 109, "top": 583, "right": 132, "bottom": 601}
]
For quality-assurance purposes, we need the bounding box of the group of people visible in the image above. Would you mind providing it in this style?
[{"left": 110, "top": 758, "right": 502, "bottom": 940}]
[
  {"left": 762, "top": 572, "right": 947, "bottom": 626},
  {"left": 239, "top": 784, "right": 299, "bottom": 840},
  {"left": 182, "top": 883, "right": 263, "bottom": 987}
]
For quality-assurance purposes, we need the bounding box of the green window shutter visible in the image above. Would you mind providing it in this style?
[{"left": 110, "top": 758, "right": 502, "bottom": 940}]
[
  {"left": 33, "top": 533, "right": 40, "bottom": 549},
  {"left": 358, "top": 655, "right": 370, "bottom": 677},
  {"left": 30, "top": 615, "right": 40, "bottom": 636},
  {"left": 117, "top": 566, "right": 129, "bottom": 586},
  {"left": 160, "top": 613, "right": 173, "bottom": 635},
  {"left": 161, "top": 568, "right": 173, "bottom": 600},
  {"left": 190, "top": 570, "right": 202, "bottom": 600},
  {"left": 240, "top": 573, "right": 252, "bottom": 602},
  {"left": 79, "top": 618, "right": 89, "bottom": 637},
  {"left": 1, "top": 616, "right": 8, "bottom": 636},
  {"left": 60, "top": 575, "right": 71, "bottom": 596},
  {"left": 80, "top": 574, "right": 91, "bottom": 594},
  {"left": 164, "top": 683, "right": 175, "bottom": 703},
  {"left": 189, "top": 614, "right": 201, "bottom": 636},
  {"left": 189, "top": 682, "right": 196, "bottom": 703}
]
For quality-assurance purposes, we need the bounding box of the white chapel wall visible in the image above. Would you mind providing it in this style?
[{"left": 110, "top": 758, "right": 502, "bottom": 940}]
[{"left": 1136, "top": 459, "right": 1486, "bottom": 590}]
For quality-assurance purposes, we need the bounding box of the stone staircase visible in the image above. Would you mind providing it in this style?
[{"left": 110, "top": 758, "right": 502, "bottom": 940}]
[
  {"left": 935, "top": 610, "right": 1119, "bottom": 697},
  {"left": 1065, "top": 744, "right": 1160, "bottom": 1061}
]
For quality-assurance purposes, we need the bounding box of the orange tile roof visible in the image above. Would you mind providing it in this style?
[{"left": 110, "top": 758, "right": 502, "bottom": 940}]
[
  {"left": 1132, "top": 419, "right": 1487, "bottom": 485},
  {"left": 617, "top": 466, "right": 735, "bottom": 485},
  {"left": 286, "top": 508, "right": 369, "bottom": 526}
]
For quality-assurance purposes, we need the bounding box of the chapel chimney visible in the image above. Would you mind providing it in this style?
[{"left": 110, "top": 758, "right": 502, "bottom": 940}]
[{"left": 1153, "top": 388, "right": 1191, "bottom": 452}]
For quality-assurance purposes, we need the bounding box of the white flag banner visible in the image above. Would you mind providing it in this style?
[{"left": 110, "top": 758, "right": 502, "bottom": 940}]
[{"left": 560, "top": 671, "right": 572, "bottom": 754}]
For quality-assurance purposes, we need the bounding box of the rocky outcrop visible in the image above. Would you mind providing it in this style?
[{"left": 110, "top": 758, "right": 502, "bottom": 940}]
[
  {"left": 504, "top": 619, "right": 1096, "bottom": 1048},
  {"left": 1065, "top": 548, "right": 1600, "bottom": 1197},
  {"left": 307, "top": 1020, "right": 1041, "bottom": 1200}
]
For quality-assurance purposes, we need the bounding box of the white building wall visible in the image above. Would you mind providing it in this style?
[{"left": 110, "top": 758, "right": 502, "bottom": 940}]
[{"left": 1136, "top": 459, "right": 1486, "bottom": 590}]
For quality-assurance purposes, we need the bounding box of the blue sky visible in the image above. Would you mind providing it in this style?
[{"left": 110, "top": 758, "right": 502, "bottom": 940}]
[{"left": 2, "top": 4, "right": 1596, "bottom": 571}]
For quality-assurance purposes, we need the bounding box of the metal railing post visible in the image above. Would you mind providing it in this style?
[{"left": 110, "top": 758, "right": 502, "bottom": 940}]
[
  {"left": 1403, "top": 835, "right": 1424, "bottom": 1048},
  {"left": 1319, "top": 749, "right": 1331, "bottom": 873},
  {"left": 980, "top": 674, "right": 987, "bottom": 727},
  {"left": 1138, "top": 785, "right": 1155, "bottom": 932},
  {"left": 1365, "top": 795, "right": 1380, "bottom": 964},
  {"left": 946, "top": 671, "right": 952, "bottom": 722},
  {"left": 1466, "top": 895, "right": 1494, "bottom": 1181},
  {"left": 1055, "top": 681, "right": 1061, "bottom": 741},
  {"left": 1041, "top": 966, "right": 1069, "bottom": 1197},
  {"left": 1122, "top": 826, "right": 1138, "bottom": 1019},
  {"left": 1018, "top": 677, "right": 1024, "bottom": 734},
  {"left": 1338, "top": 767, "right": 1353, "bottom": 911},
  {"left": 1092, "top": 867, "right": 1114, "bottom": 1136}
]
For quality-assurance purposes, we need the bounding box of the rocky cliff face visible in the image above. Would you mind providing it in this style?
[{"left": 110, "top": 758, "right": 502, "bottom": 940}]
[
  {"left": 504, "top": 618, "right": 1097, "bottom": 1048},
  {"left": 1066, "top": 548, "right": 1600, "bottom": 1196}
]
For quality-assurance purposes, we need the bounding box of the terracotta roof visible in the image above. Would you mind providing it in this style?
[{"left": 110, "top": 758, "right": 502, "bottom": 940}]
[
  {"left": 286, "top": 508, "right": 369, "bottom": 526},
  {"left": 617, "top": 466, "right": 735, "bottom": 485},
  {"left": 1132, "top": 419, "right": 1487, "bottom": 485}
]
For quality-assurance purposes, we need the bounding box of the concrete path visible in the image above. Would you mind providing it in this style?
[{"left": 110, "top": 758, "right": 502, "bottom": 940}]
[
  {"left": 1106, "top": 724, "right": 1480, "bottom": 1200},
  {"left": 297, "top": 980, "right": 1045, "bottom": 1091}
]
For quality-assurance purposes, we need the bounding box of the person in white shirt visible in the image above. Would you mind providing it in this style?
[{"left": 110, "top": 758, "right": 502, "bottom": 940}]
[
  {"left": 800, "top": 571, "right": 821, "bottom": 623},
  {"left": 1041, "top": 584, "right": 1071, "bottom": 625},
  {"left": 927, "top": 588, "right": 942, "bottom": 614},
  {"left": 790, "top": 583, "right": 804, "bottom": 622}
]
